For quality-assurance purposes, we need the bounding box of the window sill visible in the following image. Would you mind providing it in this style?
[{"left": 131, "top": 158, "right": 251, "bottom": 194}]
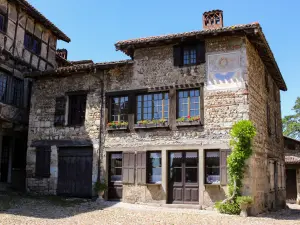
[
  {"left": 147, "top": 182, "right": 162, "bottom": 186},
  {"left": 176, "top": 121, "right": 202, "bottom": 127},
  {"left": 134, "top": 123, "right": 169, "bottom": 129},
  {"left": 107, "top": 126, "right": 128, "bottom": 131}
]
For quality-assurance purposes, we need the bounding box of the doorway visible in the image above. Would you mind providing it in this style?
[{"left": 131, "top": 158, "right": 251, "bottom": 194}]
[
  {"left": 108, "top": 152, "right": 123, "bottom": 200},
  {"left": 286, "top": 169, "right": 297, "bottom": 202},
  {"left": 168, "top": 151, "right": 199, "bottom": 204}
]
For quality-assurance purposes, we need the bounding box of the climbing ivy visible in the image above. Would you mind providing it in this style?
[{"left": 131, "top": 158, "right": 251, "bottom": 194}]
[{"left": 215, "top": 120, "right": 256, "bottom": 214}]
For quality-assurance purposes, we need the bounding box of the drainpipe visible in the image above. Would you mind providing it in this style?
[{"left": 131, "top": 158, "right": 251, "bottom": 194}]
[{"left": 96, "top": 69, "right": 105, "bottom": 184}]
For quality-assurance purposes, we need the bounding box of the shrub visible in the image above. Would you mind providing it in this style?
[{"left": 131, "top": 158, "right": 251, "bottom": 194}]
[
  {"left": 236, "top": 196, "right": 253, "bottom": 205},
  {"left": 215, "top": 200, "right": 241, "bottom": 215}
]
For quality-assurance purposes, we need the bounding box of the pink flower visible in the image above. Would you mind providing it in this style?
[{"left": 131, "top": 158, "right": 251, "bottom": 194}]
[{"left": 187, "top": 115, "right": 191, "bottom": 119}]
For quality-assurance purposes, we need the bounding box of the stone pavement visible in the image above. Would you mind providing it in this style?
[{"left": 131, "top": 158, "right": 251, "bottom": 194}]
[{"left": 0, "top": 196, "right": 300, "bottom": 225}]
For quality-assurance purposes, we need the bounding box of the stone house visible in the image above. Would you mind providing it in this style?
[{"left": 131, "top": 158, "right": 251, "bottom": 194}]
[
  {"left": 0, "top": 0, "right": 70, "bottom": 191},
  {"left": 284, "top": 136, "right": 300, "bottom": 204},
  {"left": 26, "top": 10, "right": 287, "bottom": 215}
]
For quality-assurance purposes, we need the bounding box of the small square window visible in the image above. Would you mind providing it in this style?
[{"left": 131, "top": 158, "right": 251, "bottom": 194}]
[
  {"left": 24, "top": 32, "right": 41, "bottom": 55},
  {"left": 183, "top": 47, "right": 197, "bottom": 65},
  {"left": 205, "top": 150, "right": 220, "bottom": 184},
  {"left": 68, "top": 94, "right": 87, "bottom": 126}
]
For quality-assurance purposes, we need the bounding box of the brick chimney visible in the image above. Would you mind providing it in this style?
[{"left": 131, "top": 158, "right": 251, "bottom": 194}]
[
  {"left": 203, "top": 10, "right": 223, "bottom": 30},
  {"left": 57, "top": 48, "right": 68, "bottom": 60}
]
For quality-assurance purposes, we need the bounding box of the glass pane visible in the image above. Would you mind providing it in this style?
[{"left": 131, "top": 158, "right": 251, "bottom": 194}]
[
  {"left": 206, "top": 151, "right": 220, "bottom": 167},
  {"left": 185, "top": 168, "right": 198, "bottom": 183},
  {"left": 185, "top": 152, "right": 198, "bottom": 167},
  {"left": 170, "top": 152, "right": 182, "bottom": 167},
  {"left": 205, "top": 151, "right": 220, "bottom": 184},
  {"left": 170, "top": 168, "right": 182, "bottom": 182}
]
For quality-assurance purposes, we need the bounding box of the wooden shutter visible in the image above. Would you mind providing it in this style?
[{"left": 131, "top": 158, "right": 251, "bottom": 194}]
[
  {"left": 122, "top": 152, "right": 135, "bottom": 184},
  {"left": 173, "top": 45, "right": 182, "bottom": 67},
  {"left": 196, "top": 42, "right": 205, "bottom": 64},
  {"left": 136, "top": 152, "right": 147, "bottom": 184},
  {"left": 35, "top": 147, "right": 51, "bottom": 178},
  {"left": 54, "top": 97, "right": 66, "bottom": 126},
  {"left": 220, "top": 149, "right": 231, "bottom": 185}
]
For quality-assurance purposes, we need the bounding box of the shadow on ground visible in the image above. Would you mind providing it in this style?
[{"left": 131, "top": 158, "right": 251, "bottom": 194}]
[
  {"left": 257, "top": 204, "right": 300, "bottom": 221},
  {"left": 0, "top": 191, "right": 118, "bottom": 219}
]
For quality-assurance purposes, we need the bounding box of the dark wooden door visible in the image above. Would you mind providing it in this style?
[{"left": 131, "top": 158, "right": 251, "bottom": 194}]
[
  {"left": 286, "top": 169, "right": 297, "bottom": 201},
  {"left": 168, "top": 151, "right": 199, "bottom": 204},
  {"left": 57, "top": 147, "right": 93, "bottom": 198},
  {"left": 108, "top": 152, "right": 123, "bottom": 200},
  {"left": 0, "top": 136, "right": 11, "bottom": 182}
]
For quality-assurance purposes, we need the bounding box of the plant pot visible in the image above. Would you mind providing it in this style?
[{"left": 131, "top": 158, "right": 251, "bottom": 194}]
[
  {"left": 98, "top": 190, "right": 104, "bottom": 200},
  {"left": 239, "top": 203, "right": 249, "bottom": 217}
]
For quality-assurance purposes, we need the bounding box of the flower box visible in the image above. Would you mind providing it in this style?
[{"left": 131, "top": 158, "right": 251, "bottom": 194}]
[
  {"left": 107, "top": 125, "right": 128, "bottom": 131},
  {"left": 134, "top": 122, "right": 169, "bottom": 129},
  {"left": 176, "top": 120, "right": 201, "bottom": 127}
]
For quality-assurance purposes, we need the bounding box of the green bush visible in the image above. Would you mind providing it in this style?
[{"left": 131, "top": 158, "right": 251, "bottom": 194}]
[
  {"left": 94, "top": 180, "right": 107, "bottom": 192},
  {"left": 236, "top": 196, "right": 253, "bottom": 205},
  {"left": 215, "top": 200, "right": 241, "bottom": 215}
]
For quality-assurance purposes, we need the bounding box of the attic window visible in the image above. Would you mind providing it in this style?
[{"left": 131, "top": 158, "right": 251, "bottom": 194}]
[
  {"left": 173, "top": 42, "right": 205, "bottom": 67},
  {"left": 24, "top": 32, "right": 41, "bottom": 55}
]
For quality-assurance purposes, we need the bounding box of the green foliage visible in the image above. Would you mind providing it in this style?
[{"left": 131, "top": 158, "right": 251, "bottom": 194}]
[
  {"left": 236, "top": 196, "right": 253, "bottom": 206},
  {"left": 215, "top": 120, "right": 256, "bottom": 215},
  {"left": 94, "top": 180, "right": 107, "bottom": 192},
  {"left": 215, "top": 200, "right": 241, "bottom": 215},
  {"left": 283, "top": 97, "right": 300, "bottom": 140},
  {"left": 227, "top": 120, "right": 256, "bottom": 196}
]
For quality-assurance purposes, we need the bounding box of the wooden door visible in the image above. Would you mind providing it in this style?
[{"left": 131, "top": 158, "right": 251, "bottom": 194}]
[
  {"left": 0, "top": 136, "right": 11, "bottom": 182},
  {"left": 286, "top": 169, "right": 297, "bottom": 202},
  {"left": 168, "top": 151, "right": 199, "bottom": 204},
  {"left": 57, "top": 147, "right": 92, "bottom": 198},
  {"left": 108, "top": 152, "right": 123, "bottom": 200}
]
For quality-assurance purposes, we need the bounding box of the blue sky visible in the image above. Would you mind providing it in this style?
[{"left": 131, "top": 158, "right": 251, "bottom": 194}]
[{"left": 30, "top": 0, "right": 299, "bottom": 117}]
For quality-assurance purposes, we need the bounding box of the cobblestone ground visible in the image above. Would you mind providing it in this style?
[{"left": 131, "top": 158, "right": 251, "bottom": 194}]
[{"left": 0, "top": 195, "right": 300, "bottom": 225}]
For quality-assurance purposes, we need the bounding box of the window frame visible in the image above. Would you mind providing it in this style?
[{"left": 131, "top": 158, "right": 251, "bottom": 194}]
[
  {"left": 204, "top": 149, "right": 221, "bottom": 185},
  {"left": 177, "top": 88, "right": 201, "bottom": 119},
  {"left": 108, "top": 152, "right": 123, "bottom": 184},
  {"left": 67, "top": 92, "right": 87, "bottom": 126},
  {"left": 136, "top": 92, "right": 169, "bottom": 122},
  {"left": 24, "top": 32, "right": 41, "bottom": 55},
  {"left": 147, "top": 151, "right": 162, "bottom": 184},
  {"left": 109, "top": 95, "right": 129, "bottom": 123},
  {"left": 183, "top": 46, "right": 197, "bottom": 66}
]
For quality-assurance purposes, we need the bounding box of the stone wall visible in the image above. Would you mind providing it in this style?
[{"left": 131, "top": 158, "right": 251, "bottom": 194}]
[
  {"left": 246, "top": 38, "right": 285, "bottom": 214},
  {"left": 26, "top": 73, "right": 103, "bottom": 194}
]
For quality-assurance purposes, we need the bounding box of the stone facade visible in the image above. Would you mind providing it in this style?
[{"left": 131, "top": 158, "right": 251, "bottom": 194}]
[{"left": 26, "top": 22, "right": 286, "bottom": 215}]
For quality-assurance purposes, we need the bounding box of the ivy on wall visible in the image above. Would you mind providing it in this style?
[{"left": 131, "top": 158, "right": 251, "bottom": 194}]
[{"left": 216, "top": 120, "right": 257, "bottom": 215}]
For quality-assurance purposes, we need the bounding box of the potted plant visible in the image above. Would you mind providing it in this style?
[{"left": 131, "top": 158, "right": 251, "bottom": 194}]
[
  {"left": 94, "top": 179, "right": 108, "bottom": 200},
  {"left": 107, "top": 121, "right": 128, "bottom": 130},
  {"left": 236, "top": 196, "right": 253, "bottom": 217},
  {"left": 176, "top": 115, "right": 201, "bottom": 126}
]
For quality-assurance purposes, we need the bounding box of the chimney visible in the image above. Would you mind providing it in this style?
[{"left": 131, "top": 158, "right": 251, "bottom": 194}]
[
  {"left": 57, "top": 48, "right": 68, "bottom": 60},
  {"left": 203, "top": 10, "right": 223, "bottom": 30}
]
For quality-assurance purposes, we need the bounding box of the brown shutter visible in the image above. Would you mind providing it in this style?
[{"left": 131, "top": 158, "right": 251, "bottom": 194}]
[
  {"left": 54, "top": 97, "right": 66, "bottom": 126},
  {"left": 220, "top": 149, "right": 231, "bottom": 185},
  {"left": 173, "top": 45, "right": 182, "bottom": 67},
  {"left": 122, "top": 152, "right": 135, "bottom": 184},
  {"left": 35, "top": 146, "right": 51, "bottom": 178},
  {"left": 196, "top": 42, "right": 205, "bottom": 64},
  {"left": 136, "top": 152, "right": 147, "bottom": 184}
]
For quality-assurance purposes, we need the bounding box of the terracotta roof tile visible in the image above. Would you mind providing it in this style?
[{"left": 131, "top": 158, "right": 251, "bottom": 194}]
[{"left": 16, "top": 0, "right": 70, "bottom": 42}]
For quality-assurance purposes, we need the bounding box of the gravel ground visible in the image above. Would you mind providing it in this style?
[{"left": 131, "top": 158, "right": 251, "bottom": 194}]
[{"left": 0, "top": 195, "right": 300, "bottom": 225}]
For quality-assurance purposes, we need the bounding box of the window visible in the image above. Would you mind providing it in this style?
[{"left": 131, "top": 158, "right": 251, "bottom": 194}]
[
  {"left": 267, "top": 104, "right": 271, "bottom": 136},
  {"left": 54, "top": 97, "right": 66, "bottom": 126},
  {"left": 35, "top": 147, "right": 51, "bottom": 178},
  {"left": 109, "top": 153, "right": 123, "bottom": 182},
  {"left": 12, "top": 77, "right": 24, "bottom": 107},
  {"left": 265, "top": 68, "right": 269, "bottom": 92},
  {"left": 137, "top": 92, "right": 169, "bottom": 121},
  {"left": 0, "top": 13, "right": 5, "bottom": 32},
  {"left": 110, "top": 96, "right": 128, "bottom": 122},
  {"left": 205, "top": 150, "right": 220, "bottom": 184},
  {"left": 68, "top": 94, "right": 87, "bottom": 126},
  {"left": 178, "top": 89, "right": 200, "bottom": 118},
  {"left": 0, "top": 72, "right": 7, "bottom": 101},
  {"left": 148, "top": 152, "right": 162, "bottom": 184},
  {"left": 173, "top": 42, "right": 205, "bottom": 67},
  {"left": 183, "top": 47, "right": 197, "bottom": 65},
  {"left": 24, "top": 32, "right": 41, "bottom": 55}
]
